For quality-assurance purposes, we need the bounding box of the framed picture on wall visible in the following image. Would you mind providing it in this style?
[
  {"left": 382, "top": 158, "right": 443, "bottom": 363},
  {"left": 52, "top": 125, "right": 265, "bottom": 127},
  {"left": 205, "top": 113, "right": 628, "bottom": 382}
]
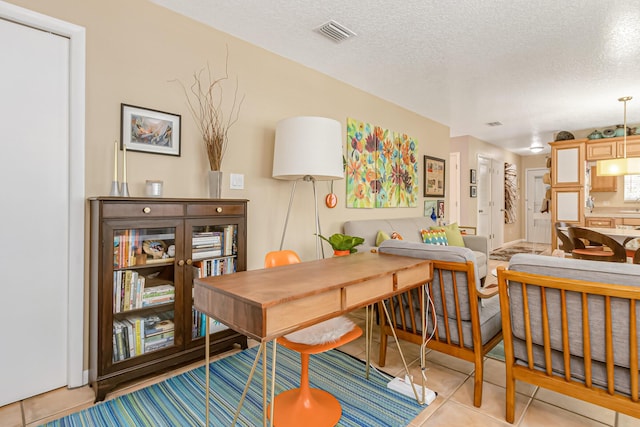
[
  {"left": 470, "top": 185, "right": 477, "bottom": 198},
  {"left": 424, "top": 199, "right": 437, "bottom": 219},
  {"left": 437, "top": 199, "right": 445, "bottom": 219},
  {"left": 423, "top": 156, "right": 446, "bottom": 197},
  {"left": 470, "top": 169, "right": 477, "bottom": 184},
  {"left": 121, "top": 104, "right": 181, "bottom": 156}
]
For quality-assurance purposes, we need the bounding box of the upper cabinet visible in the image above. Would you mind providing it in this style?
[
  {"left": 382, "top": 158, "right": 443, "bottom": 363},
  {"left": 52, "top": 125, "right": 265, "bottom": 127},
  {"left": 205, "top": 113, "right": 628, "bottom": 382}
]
[
  {"left": 550, "top": 139, "right": 586, "bottom": 187},
  {"left": 586, "top": 135, "right": 640, "bottom": 160}
]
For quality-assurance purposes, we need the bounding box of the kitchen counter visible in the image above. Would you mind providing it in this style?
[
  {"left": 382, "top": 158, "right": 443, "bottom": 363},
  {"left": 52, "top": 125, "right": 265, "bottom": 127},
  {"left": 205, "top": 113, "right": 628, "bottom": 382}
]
[{"left": 585, "top": 208, "right": 640, "bottom": 218}]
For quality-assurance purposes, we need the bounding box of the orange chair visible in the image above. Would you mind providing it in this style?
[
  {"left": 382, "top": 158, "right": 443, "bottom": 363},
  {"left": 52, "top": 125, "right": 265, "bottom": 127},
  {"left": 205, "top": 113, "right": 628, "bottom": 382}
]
[{"left": 264, "top": 250, "right": 363, "bottom": 427}]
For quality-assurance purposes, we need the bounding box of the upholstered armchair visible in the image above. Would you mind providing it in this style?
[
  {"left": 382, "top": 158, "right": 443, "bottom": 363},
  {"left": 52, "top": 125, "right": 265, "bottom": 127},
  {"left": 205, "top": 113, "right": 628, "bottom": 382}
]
[
  {"left": 377, "top": 240, "right": 503, "bottom": 407},
  {"left": 498, "top": 254, "right": 640, "bottom": 423}
]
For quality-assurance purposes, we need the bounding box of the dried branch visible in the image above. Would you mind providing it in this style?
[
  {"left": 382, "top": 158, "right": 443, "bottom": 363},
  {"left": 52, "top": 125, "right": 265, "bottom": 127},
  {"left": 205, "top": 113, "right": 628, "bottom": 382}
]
[{"left": 172, "top": 49, "right": 245, "bottom": 171}]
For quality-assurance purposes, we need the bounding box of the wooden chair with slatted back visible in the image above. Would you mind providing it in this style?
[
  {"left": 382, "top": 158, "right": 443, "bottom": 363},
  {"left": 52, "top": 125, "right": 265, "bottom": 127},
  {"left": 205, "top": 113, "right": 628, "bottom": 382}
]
[
  {"left": 497, "top": 257, "right": 640, "bottom": 423},
  {"left": 568, "top": 226, "right": 627, "bottom": 262}
]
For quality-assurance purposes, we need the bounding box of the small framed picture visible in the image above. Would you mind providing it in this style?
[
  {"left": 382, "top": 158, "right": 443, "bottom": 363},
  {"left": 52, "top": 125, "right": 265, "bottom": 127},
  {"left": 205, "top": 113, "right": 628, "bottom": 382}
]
[
  {"left": 470, "top": 185, "right": 477, "bottom": 198},
  {"left": 424, "top": 199, "right": 437, "bottom": 219},
  {"left": 470, "top": 169, "right": 477, "bottom": 184},
  {"left": 121, "top": 104, "right": 181, "bottom": 156},
  {"left": 437, "top": 199, "right": 445, "bottom": 219}
]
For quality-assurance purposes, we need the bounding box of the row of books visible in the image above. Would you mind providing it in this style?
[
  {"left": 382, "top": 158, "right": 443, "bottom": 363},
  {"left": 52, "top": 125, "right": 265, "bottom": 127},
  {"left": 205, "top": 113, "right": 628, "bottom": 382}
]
[
  {"left": 191, "top": 225, "right": 237, "bottom": 260},
  {"left": 192, "top": 257, "right": 236, "bottom": 278},
  {"left": 113, "top": 271, "right": 175, "bottom": 313},
  {"left": 113, "top": 229, "right": 174, "bottom": 269},
  {"left": 192, "top": 309, "right": 229, "bottom": 338},
  {"left": 112, "top": 312, "right": 175, "bottom": 361}
]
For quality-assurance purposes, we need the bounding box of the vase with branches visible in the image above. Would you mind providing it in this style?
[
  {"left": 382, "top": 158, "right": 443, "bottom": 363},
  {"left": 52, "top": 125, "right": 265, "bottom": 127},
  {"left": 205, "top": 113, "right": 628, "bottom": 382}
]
[{"left": 174, "top": 51, "right": 245, "bottom": 197}]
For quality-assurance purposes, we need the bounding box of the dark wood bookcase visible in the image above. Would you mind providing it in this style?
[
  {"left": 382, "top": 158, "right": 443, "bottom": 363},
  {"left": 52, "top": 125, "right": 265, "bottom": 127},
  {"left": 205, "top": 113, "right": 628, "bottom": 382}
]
[{"left": 89, "top": 197, "right": 248, "bottom": 401}]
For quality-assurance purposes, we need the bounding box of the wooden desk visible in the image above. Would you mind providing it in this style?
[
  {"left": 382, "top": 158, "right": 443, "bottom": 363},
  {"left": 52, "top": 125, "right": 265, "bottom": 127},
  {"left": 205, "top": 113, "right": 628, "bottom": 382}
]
[
  {"left": 193, "top": 252, "right": 432, "bottom": 425},
  {"left": 194, "top": 252, "right": 432, "bottom": 341}
]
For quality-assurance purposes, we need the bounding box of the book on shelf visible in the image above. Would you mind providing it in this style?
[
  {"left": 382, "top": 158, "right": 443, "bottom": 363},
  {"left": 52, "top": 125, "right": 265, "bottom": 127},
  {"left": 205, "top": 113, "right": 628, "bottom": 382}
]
[
  {"left": 142, "top": 283, "right": 175, "bottom": 307},
  {"left": 144, "top": 336, "right": 174, "bottom": 352},
  {"left": 192, "top": 247, "right": 223, "bottom": 260},
  {"left": 113, "top": 320, "right": 126, "bottom": 361},
  {"left": 144, "top": 317, "right": 174, "bottom": 337},
  {"left": 192, "top": 308, "right": 229, "bottom": 338},
  {"left": 113, "top": 271, "right": 147, "bottom": 312},
  {"left": 223, "top": 225, "right": 236, "bottom": 256},
  {"left": 192, "top": 257, "right": 236, "bottom": 279}
]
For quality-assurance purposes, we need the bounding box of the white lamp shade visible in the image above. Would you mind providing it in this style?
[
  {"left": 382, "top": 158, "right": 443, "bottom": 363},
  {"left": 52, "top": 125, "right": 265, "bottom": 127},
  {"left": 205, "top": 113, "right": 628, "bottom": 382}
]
[{"left": 273, "top": 116, "right": 344, "bottom": 181}]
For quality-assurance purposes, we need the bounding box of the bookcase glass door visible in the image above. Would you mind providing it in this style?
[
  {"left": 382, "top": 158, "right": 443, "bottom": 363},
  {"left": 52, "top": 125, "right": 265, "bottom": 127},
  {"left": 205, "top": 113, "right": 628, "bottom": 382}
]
[
  {"left": 189, "top": 222, "right": 239, "bottom": 341},
  {"left": 111, "top": 226, "right": 178, "bottom": 364}
]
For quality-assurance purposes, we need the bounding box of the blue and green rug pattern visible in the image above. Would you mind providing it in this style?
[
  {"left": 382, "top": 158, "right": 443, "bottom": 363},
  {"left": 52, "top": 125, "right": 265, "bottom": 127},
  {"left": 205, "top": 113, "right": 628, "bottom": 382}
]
[{"left": 44, "top": 344, "right": 425, "bottom": 426}]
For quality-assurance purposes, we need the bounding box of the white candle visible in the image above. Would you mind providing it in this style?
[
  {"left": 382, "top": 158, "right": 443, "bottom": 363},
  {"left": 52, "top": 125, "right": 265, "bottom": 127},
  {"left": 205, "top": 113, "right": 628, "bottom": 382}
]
[
  {"left": 122, "top": 144, "right": 127, "bottom": 183},
  {"left": 113, "top": 141, "right": 118, "bottom": 181}
]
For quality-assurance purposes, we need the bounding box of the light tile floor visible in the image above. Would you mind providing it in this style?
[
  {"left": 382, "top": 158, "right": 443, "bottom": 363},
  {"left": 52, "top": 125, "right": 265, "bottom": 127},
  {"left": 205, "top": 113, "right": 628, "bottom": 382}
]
[{"left": 2, "top": 255, "right": 640, "bottom": 427}]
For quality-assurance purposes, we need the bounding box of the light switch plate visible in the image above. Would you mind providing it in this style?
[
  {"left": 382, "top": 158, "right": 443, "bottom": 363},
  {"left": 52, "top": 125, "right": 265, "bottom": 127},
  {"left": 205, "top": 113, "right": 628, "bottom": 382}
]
[{"left": 230, "top": 173, "right": 244, "bottom": 189}]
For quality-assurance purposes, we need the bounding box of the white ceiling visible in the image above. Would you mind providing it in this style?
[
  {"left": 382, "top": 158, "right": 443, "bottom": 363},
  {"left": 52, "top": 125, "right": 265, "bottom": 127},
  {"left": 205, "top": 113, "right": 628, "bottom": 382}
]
[{"left": 152, "top": 0, "right": 640, "bottom": 155}]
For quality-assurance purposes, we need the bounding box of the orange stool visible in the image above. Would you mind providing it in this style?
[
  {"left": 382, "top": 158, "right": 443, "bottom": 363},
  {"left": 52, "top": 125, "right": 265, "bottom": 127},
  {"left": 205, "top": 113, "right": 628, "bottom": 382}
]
[
  {"left": 272, "top": 327, "right": 363, "bottom": 426},
  {"left": 264, "top": 250, "right": 364, "bottom": 426}
]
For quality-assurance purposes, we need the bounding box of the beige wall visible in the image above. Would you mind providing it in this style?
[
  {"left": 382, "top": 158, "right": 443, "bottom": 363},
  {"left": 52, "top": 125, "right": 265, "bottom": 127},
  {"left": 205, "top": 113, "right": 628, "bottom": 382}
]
[{"left": 10, "top": 0, "right": 450, "bottom": 269}]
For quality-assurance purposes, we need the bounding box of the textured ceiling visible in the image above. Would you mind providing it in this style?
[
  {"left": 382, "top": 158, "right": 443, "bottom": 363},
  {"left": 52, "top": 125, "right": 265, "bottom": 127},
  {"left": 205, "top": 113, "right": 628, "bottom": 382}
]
[{"left": 152, "top": 0, "right": 640, "bottom": 155}]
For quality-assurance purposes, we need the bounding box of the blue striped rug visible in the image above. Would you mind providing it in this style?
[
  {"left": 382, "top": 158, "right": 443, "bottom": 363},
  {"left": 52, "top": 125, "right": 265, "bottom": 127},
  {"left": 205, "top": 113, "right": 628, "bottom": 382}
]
[{"left": 45, "top": 344, "right": 425, "bottom": 426}]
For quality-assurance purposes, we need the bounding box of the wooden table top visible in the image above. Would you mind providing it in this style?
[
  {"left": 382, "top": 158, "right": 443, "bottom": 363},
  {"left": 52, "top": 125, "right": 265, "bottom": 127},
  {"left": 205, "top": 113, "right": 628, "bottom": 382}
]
[{"left": 194, "top": 252, "right": 432, "bottom": 341}]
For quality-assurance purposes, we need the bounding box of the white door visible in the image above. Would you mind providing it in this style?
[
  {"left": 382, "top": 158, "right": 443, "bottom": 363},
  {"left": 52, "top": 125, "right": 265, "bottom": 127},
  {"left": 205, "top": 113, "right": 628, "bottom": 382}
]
[
  {"left": 477, "top": 156, "right": 491, "bottom": 241},
  {"left": 526, "top": 168, "right": 551, "bottom": 244},
  {"left": 448, "top": 152, "right": 460, "bottom": 224},
  {"left": 491, "top": 160, "right": 504, "bottom": 248},
  {"left": 0, "top": 6, "right": 85, "bottom": 404}
]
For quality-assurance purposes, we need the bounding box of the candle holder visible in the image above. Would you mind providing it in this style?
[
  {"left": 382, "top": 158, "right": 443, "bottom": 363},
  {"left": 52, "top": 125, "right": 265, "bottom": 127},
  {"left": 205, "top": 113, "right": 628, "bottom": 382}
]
[
  {"left": 109, "top": 180, "right": 121, "bottom": 196},
  {"left": 120, "top": 182, "right": 130, "bottom": 197}
]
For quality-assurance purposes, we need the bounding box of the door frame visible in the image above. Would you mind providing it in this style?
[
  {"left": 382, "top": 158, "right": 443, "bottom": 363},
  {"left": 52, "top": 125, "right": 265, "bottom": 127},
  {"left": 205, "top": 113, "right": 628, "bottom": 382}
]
[
  {"left": 0, "top": 1, "right": 86, "bottom": 387},
  {"left": 449, "top": 152, "right": 460, "bottom": 224}
]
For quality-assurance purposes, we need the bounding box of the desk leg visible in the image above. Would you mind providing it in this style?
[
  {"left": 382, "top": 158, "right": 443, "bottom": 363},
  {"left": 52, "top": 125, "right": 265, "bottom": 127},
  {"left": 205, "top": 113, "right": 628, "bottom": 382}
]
[
  {"left": 205, "top": 318, "right": 210, "bottom": 427},
  {"left": 231, "top": 342, "right": 266, "bottom": 426},
  {"left": 380, "top": 288, "right": 429, "bottom": 405},
  {"left": 365, "top": 304, "right": 374, "bottom": 380},
  {"left": 269, "top": 341, "right": 277, "bottom": 427}
]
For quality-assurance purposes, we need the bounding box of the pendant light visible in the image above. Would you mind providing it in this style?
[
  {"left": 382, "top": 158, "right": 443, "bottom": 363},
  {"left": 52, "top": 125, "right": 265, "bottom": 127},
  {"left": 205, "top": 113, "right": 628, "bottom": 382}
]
[{"left": 597, "top": 96, "right": 640, "bottom": 176}]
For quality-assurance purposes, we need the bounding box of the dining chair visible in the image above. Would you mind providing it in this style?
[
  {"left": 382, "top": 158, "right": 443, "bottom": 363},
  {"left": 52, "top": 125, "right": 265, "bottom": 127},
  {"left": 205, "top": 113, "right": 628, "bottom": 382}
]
[
  {"left": 554, "top": 222, "right": 574, "bottom": 253},
  {"left": 264, "top": 250, "right": 363, "bottom": 427},
  {"left": 568, "top": 227, "right": 627, "bottom": 262}
]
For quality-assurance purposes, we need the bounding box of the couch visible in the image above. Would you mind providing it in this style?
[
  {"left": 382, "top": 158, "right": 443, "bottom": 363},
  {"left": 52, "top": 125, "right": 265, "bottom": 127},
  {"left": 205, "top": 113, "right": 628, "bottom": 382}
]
[
  {"left": 498, "top": 254, "right": 640, "bottom": 422},
  {"left": 343, "top": 217, "right": 489, "bottom": 281}
]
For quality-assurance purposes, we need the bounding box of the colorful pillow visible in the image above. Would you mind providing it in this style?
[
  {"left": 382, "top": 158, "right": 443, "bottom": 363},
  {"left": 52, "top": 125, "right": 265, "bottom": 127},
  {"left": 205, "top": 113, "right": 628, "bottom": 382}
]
[
  {"left": 431, "top": 222, "right": 465, "bottom": 247},
  {"left": 420, "top": 229, "right": 448, "bottom": 245},
  {"left": 375, "top": 230, "right": 391, "bottom": 246}
]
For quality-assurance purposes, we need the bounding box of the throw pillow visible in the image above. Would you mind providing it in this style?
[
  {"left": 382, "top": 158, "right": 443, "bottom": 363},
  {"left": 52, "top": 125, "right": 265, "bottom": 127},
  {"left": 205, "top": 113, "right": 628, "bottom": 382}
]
[
  {"left": 431, "top": 222, "right": 465, "bottom": 247},
  {"left": 420, "top": 229, "right": 448, "bottom": 245},
  {"left": 376, "top": 230, "right": 391, "bottom": 246},
  {"left": 390, "top": 231, "right": 403, "bottom": 240}
]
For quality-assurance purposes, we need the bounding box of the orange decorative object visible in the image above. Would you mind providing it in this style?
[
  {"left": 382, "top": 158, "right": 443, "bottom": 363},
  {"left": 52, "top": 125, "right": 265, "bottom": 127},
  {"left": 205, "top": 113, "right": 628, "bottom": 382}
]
[
  {"left": 333, "top": 249, "right": 350, "bottom": 257},
  {"left": 325, "top": 192, "right": 337, "bottom": 208}
]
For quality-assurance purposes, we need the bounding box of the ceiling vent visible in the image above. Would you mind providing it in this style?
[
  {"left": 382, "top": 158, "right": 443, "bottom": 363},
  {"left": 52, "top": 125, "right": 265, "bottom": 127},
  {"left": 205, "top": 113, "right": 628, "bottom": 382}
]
[
  {"left": 314, "top": 20, "right": 357, "bottom": 43},
  {"left": 485, "top": 121, "right": 503, "bottom": 127}
]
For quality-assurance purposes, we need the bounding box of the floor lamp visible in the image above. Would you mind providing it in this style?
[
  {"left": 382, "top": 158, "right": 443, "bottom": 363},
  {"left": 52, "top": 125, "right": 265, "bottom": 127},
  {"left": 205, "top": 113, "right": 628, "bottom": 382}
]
[{"left": 273, "top": 116, "right": 344, "bottom": 259}]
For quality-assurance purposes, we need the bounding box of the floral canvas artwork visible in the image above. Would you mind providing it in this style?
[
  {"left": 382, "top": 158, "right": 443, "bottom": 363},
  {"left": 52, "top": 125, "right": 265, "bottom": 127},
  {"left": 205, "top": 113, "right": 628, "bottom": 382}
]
[{"left": 346, "top": 118, "right": 418, "bottom": 208}]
